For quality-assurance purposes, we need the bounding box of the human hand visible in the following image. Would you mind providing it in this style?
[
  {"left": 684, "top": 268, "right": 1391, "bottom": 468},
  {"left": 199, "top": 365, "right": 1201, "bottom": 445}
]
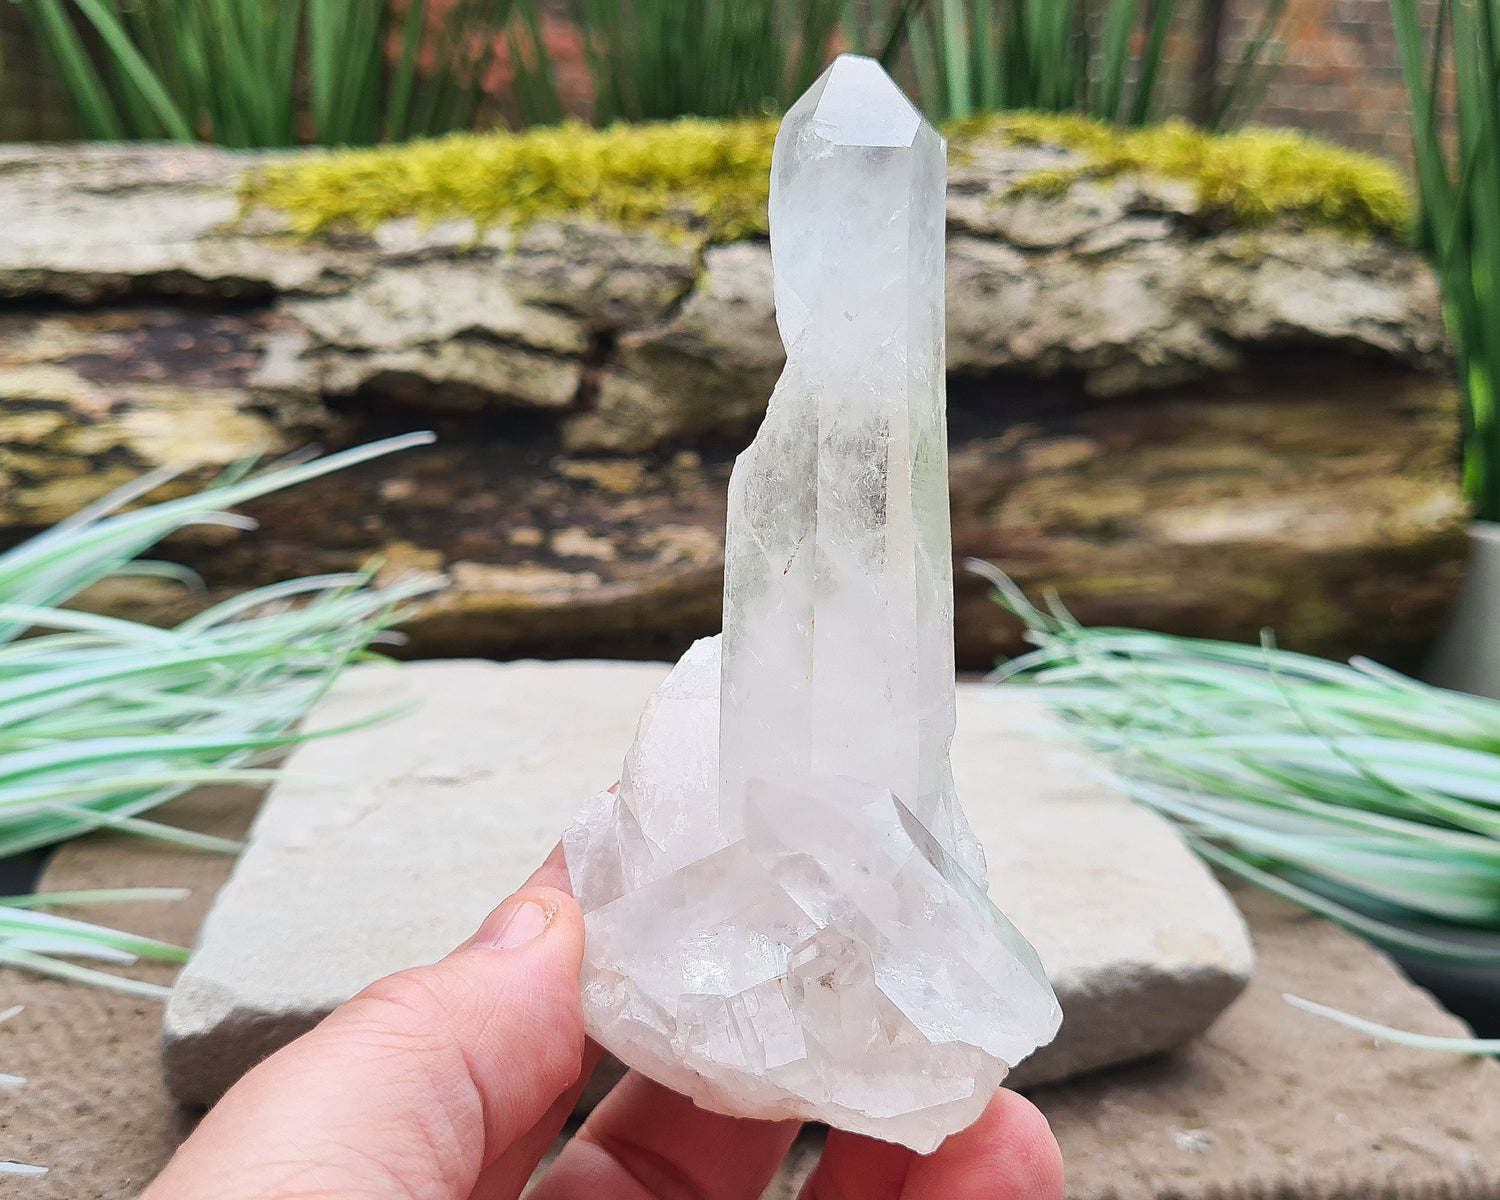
[{"left": 144, "top": 847, "right": 1064, "bottom": 1200}]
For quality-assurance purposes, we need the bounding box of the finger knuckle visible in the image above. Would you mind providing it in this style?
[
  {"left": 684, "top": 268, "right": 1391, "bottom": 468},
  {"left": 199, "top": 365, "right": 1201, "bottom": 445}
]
[{"left": 344, "top": 970, "right": 461, "bottom": 1058}]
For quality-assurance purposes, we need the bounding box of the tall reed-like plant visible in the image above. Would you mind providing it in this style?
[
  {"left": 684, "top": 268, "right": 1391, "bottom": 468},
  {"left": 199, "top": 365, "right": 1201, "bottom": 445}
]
[
  {"left": 568, "top": 0, "right": 847, "bottom": 121},
  {"left": 857, "top": 0, "right": 1289, "bottom": 127},
  {"left": 1391, "top": 0, "right": 1500, "bottom": 520},
  {"left": 19, "top": 0, "right": 553, "bottom": 145},
  {"left": 23, "top": 0, "right": 1293, "bottom": 142}
]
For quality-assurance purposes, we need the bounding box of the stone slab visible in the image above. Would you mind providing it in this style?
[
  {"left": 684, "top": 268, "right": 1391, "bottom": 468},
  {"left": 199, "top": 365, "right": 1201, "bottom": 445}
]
[
  {"left": 161, "top": 658, "right": 1252, "bottom": 1104},
  {"left": 5, "top": 782, "right": 1499, "bottom": 1197}
]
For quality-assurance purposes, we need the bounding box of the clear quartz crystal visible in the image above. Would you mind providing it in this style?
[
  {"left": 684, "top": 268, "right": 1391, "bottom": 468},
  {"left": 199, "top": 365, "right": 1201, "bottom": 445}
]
[{"left": 564, "top": 55, "right": 1061, "bottom": 1153}]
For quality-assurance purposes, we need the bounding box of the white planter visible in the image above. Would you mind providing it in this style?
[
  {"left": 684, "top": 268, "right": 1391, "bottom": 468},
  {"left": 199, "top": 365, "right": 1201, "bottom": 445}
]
[{"left": 1425, "top": 520, "right": 1500, "bottom": 700}]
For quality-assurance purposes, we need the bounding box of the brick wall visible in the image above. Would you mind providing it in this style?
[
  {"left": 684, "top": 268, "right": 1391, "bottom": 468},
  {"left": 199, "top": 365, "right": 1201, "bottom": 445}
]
[{"left": 1224, "top": 0, "right": 1436, "bottom": 163}]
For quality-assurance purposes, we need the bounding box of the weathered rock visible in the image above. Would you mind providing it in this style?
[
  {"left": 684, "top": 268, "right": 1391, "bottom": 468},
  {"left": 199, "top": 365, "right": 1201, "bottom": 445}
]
[
  {"left": 956, "top": 178, "right": 1132, "bottom": 249},
  {"left": 949, "top": 368, "right": 1469, "bottom": 665},
  {"left": 0, "top": 310, "right": 281, "bottom": 525},
  {"left": 506, "top": 219, "right": 703, "bottom": 329},
  {"left": 0, "top": 300, "right": 1464, "bottom": 669},
  {"left": 0, "top": 142, "right": 1451, "bottom": 443},
  {"left": 317, "top": 339, "right": 582, "bottom": 411},
  {"left": 562, "top": 243, "right": 782, "bottom": 453},
  {"left": 286, "top": 262, "right": 588, "bottom": 355},
  {"left": 269, "top": 261, "right": 589, "bottom": 411},
  {"left": 161, "top": 659, "right": 1253, "bottom": 1107},
  {"left": 0, "top": 368, "right": 274, "bottom": 525},
  {"left": 0, "top": 143, "right": 1467, "bottom": 668},
  {"left": 950, "top": 235, "right": 1245, "bottom": 395},
  {"left": 564, "top": 222, "right": 1448, "bottom": 450},
  {"left": 0, "top": 143, "right": 356, "bottom": 301},
  {"left": 1194, "top": 230, "right": 1449, "bottom": 361}
]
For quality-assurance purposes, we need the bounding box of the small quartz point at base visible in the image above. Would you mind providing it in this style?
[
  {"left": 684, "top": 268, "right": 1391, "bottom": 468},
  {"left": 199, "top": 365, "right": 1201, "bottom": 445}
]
[{"left": 565, "top": 637, "right": 1062, "bottom": 1154}]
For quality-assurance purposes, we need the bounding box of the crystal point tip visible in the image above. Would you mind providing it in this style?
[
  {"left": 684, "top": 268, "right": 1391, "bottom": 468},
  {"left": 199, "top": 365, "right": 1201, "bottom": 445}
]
[{"left": 801, "top": 54, "right": 924, "bottom": 149}]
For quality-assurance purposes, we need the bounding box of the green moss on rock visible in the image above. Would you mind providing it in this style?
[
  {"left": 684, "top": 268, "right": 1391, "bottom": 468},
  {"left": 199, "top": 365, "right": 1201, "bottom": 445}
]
[
  {"left": 246, "top": 111, "right": 1412, "bottom": 243},
  {"left": 248, "top": 118, "right": 777, "bottom": 243},
  {"left": 967, "top": 112, "right": 1413, "bottom": 238}
]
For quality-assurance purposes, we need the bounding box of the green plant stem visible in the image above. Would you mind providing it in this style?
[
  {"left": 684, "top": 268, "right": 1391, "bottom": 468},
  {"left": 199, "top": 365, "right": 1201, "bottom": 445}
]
[
  {"left": 20, "top": 0, "right": 124, "bottom": 138},
  {"left": 27, "top": 0, "right": 1294, "bottom": 142},
  {"left": 864, "top": 0, "right": 1287, "bottom": 127},
  {"left": 1391, "top": 0, "right": 1500, "bottom": 519}
]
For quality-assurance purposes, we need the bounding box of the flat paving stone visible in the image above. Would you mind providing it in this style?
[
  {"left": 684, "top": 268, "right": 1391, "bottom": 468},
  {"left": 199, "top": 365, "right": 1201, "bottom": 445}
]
[{"left": 162, "top": 657, "right": 1253, "bottom": 1104}]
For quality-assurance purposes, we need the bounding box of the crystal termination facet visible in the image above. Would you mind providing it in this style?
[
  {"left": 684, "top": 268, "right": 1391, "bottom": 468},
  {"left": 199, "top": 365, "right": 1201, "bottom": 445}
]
[{"left": 565, "top": 55, "right": 1061, "bottom": 1153}]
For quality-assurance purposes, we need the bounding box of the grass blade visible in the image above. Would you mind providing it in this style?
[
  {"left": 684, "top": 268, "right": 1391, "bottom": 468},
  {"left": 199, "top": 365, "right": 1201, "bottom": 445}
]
[
  {"left": 1284, "top": 994, "right": 1500, "bottom": 1053},
  {"left": 20, "top": 0, "right": 125, "bottom": 138},
  {"left": 69, "top": 0, "right": 194, "bottom": 140}
]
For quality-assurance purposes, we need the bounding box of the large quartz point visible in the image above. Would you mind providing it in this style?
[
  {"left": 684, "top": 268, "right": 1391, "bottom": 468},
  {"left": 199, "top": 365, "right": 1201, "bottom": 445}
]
[{"left": 564, "top": 55, "right": 1061, "bottom": 1153}]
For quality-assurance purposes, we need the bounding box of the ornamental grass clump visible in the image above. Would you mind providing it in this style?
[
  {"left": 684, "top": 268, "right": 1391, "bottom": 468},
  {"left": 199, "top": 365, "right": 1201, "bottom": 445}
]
[
  {"left": 970, "top": 561, "right": 1500, "bottom": 968},
  {"left": 972, "top": 560, "right": 1500, "bottom": 1051},
  {"left": 0, "top": 432, "right": 439, "bottom": 993}
]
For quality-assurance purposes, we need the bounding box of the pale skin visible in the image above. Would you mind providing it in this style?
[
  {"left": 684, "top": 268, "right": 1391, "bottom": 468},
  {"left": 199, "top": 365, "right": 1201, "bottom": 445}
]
[{"left": 144, "top": 846, "right": 1065, "bottom": 1200}]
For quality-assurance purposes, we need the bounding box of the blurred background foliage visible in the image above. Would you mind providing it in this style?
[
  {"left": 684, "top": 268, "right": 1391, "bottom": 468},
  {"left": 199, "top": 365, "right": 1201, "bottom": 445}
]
[
  {"left": 13, "top": 0, "right": 548, "bottom": 145},
  {"left": 849, "top": 0, "right": 1288, "bottom": 126},
  {"left": 5, "top": 0, "right": 1295, "bottom": 146}
]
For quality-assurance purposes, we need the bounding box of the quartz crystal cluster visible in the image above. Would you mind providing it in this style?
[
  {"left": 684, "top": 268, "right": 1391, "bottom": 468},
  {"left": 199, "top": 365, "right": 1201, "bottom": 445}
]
[{"left": 564, "top": 55, "right": 1061, "bottom": 1153}]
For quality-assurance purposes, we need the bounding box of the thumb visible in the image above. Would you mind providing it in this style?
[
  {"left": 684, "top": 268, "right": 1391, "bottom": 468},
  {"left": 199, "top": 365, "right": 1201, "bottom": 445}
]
[{"left": 145, "top": 879, "right": 587, "bottom": 1200}]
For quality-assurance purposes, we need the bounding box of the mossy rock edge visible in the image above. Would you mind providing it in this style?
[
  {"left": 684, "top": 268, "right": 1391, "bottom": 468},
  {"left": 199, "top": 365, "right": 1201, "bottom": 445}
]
[{"left": 245, "top": 112, "right": 1413, "bottom": 245}]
